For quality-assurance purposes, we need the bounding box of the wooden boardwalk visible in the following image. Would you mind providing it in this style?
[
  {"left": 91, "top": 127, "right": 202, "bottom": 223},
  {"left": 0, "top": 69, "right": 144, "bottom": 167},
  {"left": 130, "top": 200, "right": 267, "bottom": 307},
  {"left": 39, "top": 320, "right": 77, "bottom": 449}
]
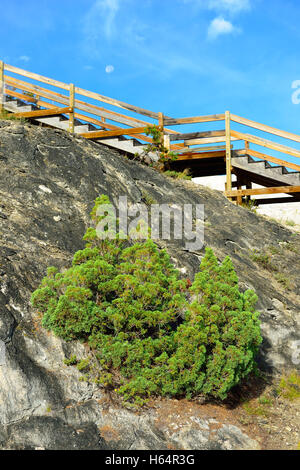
[{"left": 1, "top": 60, "right": 300, "bottom": 206}]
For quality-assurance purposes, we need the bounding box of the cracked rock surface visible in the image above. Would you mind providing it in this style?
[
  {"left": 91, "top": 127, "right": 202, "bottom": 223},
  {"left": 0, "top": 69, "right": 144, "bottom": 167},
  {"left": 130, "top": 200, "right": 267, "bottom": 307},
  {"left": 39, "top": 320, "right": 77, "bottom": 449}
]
[{"left": 0, "top": 120, "right": 299, "bottom": 449}]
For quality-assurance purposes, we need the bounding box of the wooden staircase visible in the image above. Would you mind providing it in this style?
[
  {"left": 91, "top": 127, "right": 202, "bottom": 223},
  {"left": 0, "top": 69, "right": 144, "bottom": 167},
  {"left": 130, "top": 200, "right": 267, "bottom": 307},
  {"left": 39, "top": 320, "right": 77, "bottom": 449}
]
[
  {"left": 1, "top": 60, "right": 300, "bottom": 206},
  {"left": 3, "top": 95, "right": 159, "bottom": 161}
]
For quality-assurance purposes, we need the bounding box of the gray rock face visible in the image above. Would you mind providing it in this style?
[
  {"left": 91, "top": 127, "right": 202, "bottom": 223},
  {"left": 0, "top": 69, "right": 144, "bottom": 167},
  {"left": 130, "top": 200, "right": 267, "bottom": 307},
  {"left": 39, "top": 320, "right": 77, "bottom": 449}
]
[{"left": 0, "top": 120, "right": 299, "bottom": 450}]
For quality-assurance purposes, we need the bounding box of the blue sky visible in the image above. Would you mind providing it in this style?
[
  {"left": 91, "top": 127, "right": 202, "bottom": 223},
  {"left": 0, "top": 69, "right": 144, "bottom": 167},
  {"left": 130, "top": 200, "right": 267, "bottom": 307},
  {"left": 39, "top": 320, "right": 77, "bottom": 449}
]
[{"left": 1, "top": 0, "right": 300, "bottom": 138}]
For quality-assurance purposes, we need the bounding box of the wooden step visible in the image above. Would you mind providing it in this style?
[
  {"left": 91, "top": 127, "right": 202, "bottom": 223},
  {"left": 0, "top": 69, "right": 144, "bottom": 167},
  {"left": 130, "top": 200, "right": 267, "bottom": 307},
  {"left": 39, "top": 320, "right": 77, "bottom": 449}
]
[{"left": 232, "top": 154, "right": 300, "bottom": 187}]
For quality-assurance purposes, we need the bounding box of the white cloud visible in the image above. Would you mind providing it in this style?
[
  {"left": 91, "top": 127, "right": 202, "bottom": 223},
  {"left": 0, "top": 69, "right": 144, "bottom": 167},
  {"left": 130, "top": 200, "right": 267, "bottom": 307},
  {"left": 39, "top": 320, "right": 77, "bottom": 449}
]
[
  {"left": 19, "top": 55, "right": 30, "bottom": 62},
  {"left": 207, "top": 16, "right": 240, "bottom": 39},
  {"left": 83, "top": 0, "right": 120, "bottom": 42},
  {"left": 183, "top": 0, "right": 250, "bottom": 39},
  {"left": 105, "top": 65, "right": 114, "bottom": 73},
  {"left": 184, "top": 0, "right": 251, "bottom": 14}
]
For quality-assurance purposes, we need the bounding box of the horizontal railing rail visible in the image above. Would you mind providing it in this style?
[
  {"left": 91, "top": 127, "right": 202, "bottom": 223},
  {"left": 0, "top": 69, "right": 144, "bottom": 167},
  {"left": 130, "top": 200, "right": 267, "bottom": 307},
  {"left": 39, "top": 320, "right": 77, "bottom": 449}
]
[
  {"left": 80, "top": 126, "right": 149, "bottom": 140},
  {"left": 169, "top": 130, "right": 226, "bottom": 142},
  {"left": 4, "top": 63, "right": 70, "bottom": 90},
  {"left": 14, "top": 106, "right": 73, "bottom": 119},
  {"left": 225, "top": 185, "right": 300, "bottom": 197},
  {"left": 231, "top": 130, "right": 300, "bottom": 159},
  {"left": 230, "top": 113, "right": 300, "bottom": 144},
  {"left": 164, "top": 114, "right": 225, "bottom": 126}
]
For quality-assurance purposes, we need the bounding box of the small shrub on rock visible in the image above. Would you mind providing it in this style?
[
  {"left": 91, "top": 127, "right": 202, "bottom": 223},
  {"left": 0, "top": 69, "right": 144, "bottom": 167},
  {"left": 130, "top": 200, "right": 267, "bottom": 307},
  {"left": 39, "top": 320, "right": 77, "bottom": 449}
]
[{"left": 31, "top": 196, "right": 262, "bottom": 406}]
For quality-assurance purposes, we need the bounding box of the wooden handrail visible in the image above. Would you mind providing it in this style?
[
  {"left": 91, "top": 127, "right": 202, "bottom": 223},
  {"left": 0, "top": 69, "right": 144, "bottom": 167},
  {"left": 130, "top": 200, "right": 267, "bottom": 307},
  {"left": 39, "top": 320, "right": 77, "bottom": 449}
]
[
  {"left": 225, "top": 185, "right": 300, "bottom": 197},
  {"left": 231, "top": 130, "right": 300, "bottom": 159},
  {"left": 175, "top": 145, "right": 232, "bottom": 154},
  {"left": 15, "top": 107, "right": 73, "bottom": 118},
  {"left": 231, "top": 113, "right": 300, "bottom": 144},
  {"left": 80, "top": 127, "right": 149, "bottom": 139},
  {"left": 5, "top": 75, "right": 151, "bottom": 128},
  {"left": 170, "top": 130, "right": 225, "bottom": 142},
  {"left": 4, "top": 88, "right": 154, "bottom": 143},
  {"left": 5, "top": 63, "right": 69, "bottom": 90},
  {"left": 3, "top": 62, "right": 161, "bottom": 120},
  {"left": 4, "top": 64, "right": 161, "bottom": 134},
  {"left": 164, "top": 114, "right": 225, "bottom": 126},
  {"left": 5, "top": 75, "right": 69, "bottom": 102},
  {"left": 184, "top": 136, "right": 239, "bottom": 146},
  {"left": 4, "top": 74, "right": 179, "bottom": 136},
  {"left": 75, "top": 85, "right": 158, "bottom": 120},
  {"left": 5, "top": 88, "right": 37, "bottom": 103}
]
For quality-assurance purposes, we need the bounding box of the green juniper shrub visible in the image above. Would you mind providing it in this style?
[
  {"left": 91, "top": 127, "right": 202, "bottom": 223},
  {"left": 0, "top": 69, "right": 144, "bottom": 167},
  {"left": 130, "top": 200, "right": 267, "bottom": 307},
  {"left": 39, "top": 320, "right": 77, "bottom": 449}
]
[
  {"left": 31, "top": 196, "right": 262, "bottom": 406},
  {"left": 63, "top": 355, "right": 78, "bottom": 366},
  {"left": 143, "top": 125, "right": 179, "bottom": 170}
]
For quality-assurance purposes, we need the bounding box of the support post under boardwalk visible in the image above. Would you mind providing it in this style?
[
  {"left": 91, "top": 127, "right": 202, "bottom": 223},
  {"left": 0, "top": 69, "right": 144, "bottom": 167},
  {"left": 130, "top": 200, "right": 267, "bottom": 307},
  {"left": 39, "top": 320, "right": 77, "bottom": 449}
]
[
  {"left": 69, "top": 83, "right": 75, "bottom": 133},
  {"left": 236, "top": 175, "right": 243, "bottom": 206},
  {"left": 0, "top": 61, "right": 4, "bottom": 112},
  {"left": 225, "top": 110, "right": 232, "bottom": 199},
  {"left": 246, "top": 181, "right": 252, "bottom": 203}
]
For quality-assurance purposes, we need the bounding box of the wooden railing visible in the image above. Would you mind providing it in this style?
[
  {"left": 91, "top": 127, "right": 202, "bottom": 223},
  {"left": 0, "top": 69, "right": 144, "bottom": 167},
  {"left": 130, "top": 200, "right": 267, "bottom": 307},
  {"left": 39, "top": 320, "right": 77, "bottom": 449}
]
[
  {"left": 0, "top": 61, "right": 166, "bottom": 142},
  {"left": 225, "top": 112, "right": 300, "bottom": 201},
  {"left": 1, "top": 61, "right": 300, "bottom": 203}
]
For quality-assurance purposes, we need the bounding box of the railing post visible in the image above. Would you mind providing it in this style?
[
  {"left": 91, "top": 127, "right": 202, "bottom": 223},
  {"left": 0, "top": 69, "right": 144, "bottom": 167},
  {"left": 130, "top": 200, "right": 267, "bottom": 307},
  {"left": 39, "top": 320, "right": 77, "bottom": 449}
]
[
  {"left": 0, "top": 61, "right": 4, "bottom": 112},
  {"left": 164, "top": 134, "right": 170, "bottom": 151},
  {"left": 69, "top": 83, "right": 75, "bottom": 133},
  {"left": 245, "top": 140, "right": 249, "bottom": 151},
  {"left": 225, "top": 110, "right": 232, "bottom": 199},
  {"left": 158, "top": 112, "right": 164, "bottom": 145}
]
